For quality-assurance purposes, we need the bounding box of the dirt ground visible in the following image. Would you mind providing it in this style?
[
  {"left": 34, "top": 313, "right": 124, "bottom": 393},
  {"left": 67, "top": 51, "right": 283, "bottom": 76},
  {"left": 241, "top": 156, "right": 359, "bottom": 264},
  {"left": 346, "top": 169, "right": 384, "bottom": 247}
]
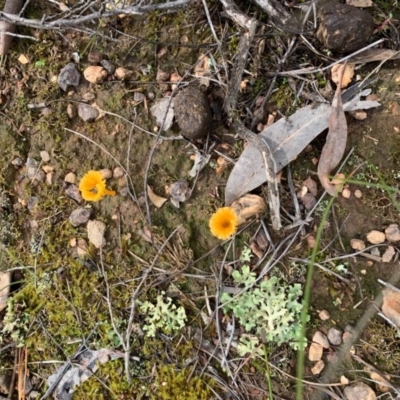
[{"left": 1, "top": 1, "right": 400, "bottom": 399}]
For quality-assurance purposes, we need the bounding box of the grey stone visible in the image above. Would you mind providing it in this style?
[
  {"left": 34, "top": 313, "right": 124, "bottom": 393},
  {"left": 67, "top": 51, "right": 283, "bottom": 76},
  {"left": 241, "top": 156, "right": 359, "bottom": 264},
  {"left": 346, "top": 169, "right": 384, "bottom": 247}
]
[
  {"left": 327, "top": 327, "right": 343, "bottom": 345},
  {"left": 100, "top": 59, "right": 115, "bottom": 75},
  {"left": 58, "top": 63, "right": 81, "bottom": 92},
  {"left": 78, "top": 103, "right": 99, "bottom": 122},
  {"left": 69, "top": 208, "right": 92, "bottom": 227}
]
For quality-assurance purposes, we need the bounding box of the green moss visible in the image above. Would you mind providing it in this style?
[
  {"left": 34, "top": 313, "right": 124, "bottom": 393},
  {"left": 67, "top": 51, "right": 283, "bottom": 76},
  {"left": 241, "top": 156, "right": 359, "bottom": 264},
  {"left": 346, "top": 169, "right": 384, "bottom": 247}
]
[
  {"left": 150, "top": 365, "right": 214, "bottom": 400},
  {"left": 360, "top": 319, "right": 400, "bottom": 373}
]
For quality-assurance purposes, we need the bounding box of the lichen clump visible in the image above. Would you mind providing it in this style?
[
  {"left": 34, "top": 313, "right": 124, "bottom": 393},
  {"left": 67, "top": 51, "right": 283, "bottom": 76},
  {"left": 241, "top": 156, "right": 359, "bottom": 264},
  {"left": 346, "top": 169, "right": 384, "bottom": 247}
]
[{"left": 221, "top": 266, "right": 308, "bottom": 354}]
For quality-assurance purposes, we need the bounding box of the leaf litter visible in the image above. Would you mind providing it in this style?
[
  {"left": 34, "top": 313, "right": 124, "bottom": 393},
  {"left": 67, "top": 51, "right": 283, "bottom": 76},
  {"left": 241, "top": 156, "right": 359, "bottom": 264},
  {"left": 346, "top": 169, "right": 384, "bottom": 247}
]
[
  {"left": 225, "top": 93, "right": 380, "bottom": 203},
  {"left": 318, "top": 71, "right": 348, "bottom": 195}
]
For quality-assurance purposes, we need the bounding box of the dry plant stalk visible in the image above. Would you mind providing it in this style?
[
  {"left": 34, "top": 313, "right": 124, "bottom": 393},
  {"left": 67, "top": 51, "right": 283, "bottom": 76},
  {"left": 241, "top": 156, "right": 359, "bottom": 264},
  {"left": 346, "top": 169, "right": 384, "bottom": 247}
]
[{"left": 0, "top": 0, "right": 24, "bottom": 56}]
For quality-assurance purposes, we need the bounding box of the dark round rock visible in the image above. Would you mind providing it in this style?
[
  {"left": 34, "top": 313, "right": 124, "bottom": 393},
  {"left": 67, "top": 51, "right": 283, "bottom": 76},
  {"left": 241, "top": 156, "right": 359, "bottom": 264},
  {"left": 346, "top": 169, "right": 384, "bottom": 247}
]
[
  {"left": 173, "top": 86, "right": 212, "bottom": 139},
  {"left": 317, "top": 2, "right": 373, "bottom": 54}
]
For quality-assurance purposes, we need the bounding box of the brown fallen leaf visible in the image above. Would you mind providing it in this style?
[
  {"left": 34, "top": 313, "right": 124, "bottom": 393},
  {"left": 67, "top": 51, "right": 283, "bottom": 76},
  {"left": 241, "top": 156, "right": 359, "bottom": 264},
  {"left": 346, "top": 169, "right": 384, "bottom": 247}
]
[
  {"left": 331, "top": 63, "right": 355, "bottom": 88},
  {"left": 147, "top": 185, "right": 168, "bottom": 208},
  {"left": 318, "top": 69, "right": 348, "bottom": 195}
]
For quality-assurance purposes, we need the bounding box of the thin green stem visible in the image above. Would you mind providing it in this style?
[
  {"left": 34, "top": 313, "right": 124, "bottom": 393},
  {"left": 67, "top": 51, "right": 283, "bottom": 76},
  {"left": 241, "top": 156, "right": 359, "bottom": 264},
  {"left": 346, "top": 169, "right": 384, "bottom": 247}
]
[{"left": 295, "top": 193, "right": 337, "bottom": 400}]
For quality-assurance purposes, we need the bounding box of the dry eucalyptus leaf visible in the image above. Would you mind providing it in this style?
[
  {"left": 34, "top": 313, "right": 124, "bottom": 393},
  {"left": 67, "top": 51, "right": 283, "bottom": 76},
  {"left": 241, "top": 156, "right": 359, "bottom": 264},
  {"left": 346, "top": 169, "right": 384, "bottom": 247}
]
[
  {"left": 331, "top": 63, "right": 355, "bottom": 89},
  {"left": 346, "top": 0, "right": 372, "bottom": 6},
  {"left": 230, "top": 194, "right": 266, "bottom": 225},
  {"left": 138, "top": 226, "right": 153, "bottom": 243},
  {"left": 147, "top": 185, "right": 167, "bottom": 208},
  {"left": 318, "top": 81, "right": 347, "bottom": 195},
  {"left": 350, "top": 48, "right": 400, "bottom": 63},
  {"left": 47, "top": 349, "right": 123, "bottom": 400},
  {"left": 225, "top": 95, "right": 380, "bottom": 204},
  {"left": 189, "top": 151, "right": 211, "bottom": 178}
]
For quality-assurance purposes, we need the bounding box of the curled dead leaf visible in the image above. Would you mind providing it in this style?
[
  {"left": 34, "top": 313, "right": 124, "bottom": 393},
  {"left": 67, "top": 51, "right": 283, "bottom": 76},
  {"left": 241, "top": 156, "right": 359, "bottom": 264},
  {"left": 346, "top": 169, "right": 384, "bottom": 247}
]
[{"left": 147, "top": 185, "right": 167, "bottom": 208}]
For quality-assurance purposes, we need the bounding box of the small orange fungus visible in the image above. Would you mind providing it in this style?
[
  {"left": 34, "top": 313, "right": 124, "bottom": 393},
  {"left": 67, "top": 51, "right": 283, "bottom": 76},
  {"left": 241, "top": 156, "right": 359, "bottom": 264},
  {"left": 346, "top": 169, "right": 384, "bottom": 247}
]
[
  {"left": 209, "top": 207, "right": 238, "bottom": 240},
  {"left": 79, "top": 170, "right": 116, "bottom": 202}
]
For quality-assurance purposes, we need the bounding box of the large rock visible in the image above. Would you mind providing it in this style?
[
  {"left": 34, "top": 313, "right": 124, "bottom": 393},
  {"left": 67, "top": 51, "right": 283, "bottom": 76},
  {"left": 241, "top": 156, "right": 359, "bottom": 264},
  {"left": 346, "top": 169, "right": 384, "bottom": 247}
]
[
  {"left": 317, "top": 2, "right": 373, "bottom": 53},
  {"left": 173, "top": 86, "right": 212, "bottom": 139}
]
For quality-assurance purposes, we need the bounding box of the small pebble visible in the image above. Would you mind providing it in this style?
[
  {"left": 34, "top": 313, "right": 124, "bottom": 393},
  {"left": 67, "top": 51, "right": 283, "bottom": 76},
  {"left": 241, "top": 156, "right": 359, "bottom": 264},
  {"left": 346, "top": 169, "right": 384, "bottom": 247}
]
[
  {"left": 88, "top": 51, "right": 103, "bottom": 64},
  {"left": 69, "top": 208, "right": 92, "bottom": 227},
  {"left": 58, "top": 63, "right": 80, "bottom": 92},
  {"left": 100, "top": 169, "right": 112, "bottom": 179},
  {"left": 343, "top": 382, "right": 377, "bottom": 400},
  {"left": 67, "top": 103, "right": 76, "bottom": 119},
  {"left": 366, "top": 230, "right": 386, "bottom": 244},
  {"left": 382, "top": 246, "right": 395, "bottom": 263},
  {"left": 64, "top": 172, "right": 77, "bottom": 184},
  {"left": 76, "top": 238, "right": 88, "bottom": 257},
  {"left": 65, "top": 184, "right": 83, "bottom": 203},
  {"left": 311, "top": 360, "right": 325, "bottom": 376},
  {"left": 350, "top": 238, "right": 365, "bottom": 251},
  {"left": 87, "top": 220, "right": 106, "bottom": 248},
  {"left": 82, "top": 92, "right": 96, "bottom": 102},
  {"left": 115, "top": 67, "right": 132, "bottom": 80},
  {"left": 319, "top": 310, "right": 330, "bottom": 321},
  {"left": 342, "top": 188, "right": 351, "bottom": 198},
  {"left": 308, "top": 343, "right": 323, "bottom": 361},
  {"left": 34, "top": 170, "right": 46, "bottom": 183},
  {"left": 100, "top": 59, "right": 115, "bottom": 75},
  {"left": 40, "top": 151, "right": 50, "bottom": 162},
  {"left": 340, "top": 375, "right": 350, "bottom": 385},
  {"left": 28, "top": 196, "right": 39, "bottom": 212},
  {"left": 78, "top": 103, "right": 99, "bottom": 122},
  {"left": 11, "top": 157, "right": 23, "bottom": 167},
  {"left": 326, "top": 350, "right": 338, "bottom": 363},
  {"left": 84, "top": 66, "right": 108, "bottom": 84},
  {"left": 354, "top": 189, "right": 362, "bottom": 198},
  {"left": 385, "top": 224, "right": 400, "bottom": 242},
  {"left": 46, "top": 172, "right": 52, "bottom": 185},
  {"left": 327, "top": 327, "right": 342, "bottom": 345},
  {"left": 342, "top": 331, "right": 353, "bottom": 343},
  {"left": 113, "top": 167, "right": 124, "bottom": 179},
  {"left": 370, "top": 247, "right": 380, "bottom": 257},
  {"left": 312, "top": 331, "right": 330, "bottom": 349}
]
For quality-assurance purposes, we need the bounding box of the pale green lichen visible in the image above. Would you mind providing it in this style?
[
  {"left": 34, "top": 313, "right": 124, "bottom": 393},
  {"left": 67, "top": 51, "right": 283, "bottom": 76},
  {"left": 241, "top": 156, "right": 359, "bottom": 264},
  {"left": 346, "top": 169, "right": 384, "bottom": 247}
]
[
  {"left": 139, "top": 292, "right": 187, "bottom": 337},
  {"left": 221, "top": 265, "right": 308, "bottom": 355}
]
